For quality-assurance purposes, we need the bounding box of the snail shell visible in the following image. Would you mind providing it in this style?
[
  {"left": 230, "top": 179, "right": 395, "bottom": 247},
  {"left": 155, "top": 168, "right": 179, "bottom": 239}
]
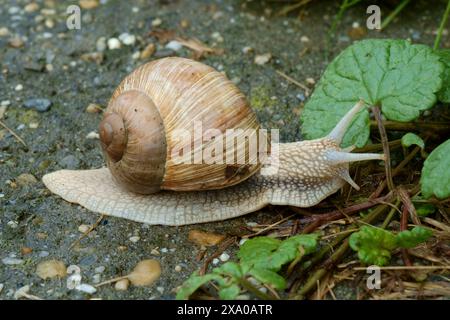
[{"left": 99, "top": 57, "right": 262, "bottom": 194}]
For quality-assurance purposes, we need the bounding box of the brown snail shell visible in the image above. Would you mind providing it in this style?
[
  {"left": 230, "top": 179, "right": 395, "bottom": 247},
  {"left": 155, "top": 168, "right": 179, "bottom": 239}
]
[{"left": 99, "top": 57, "right": 262, "bottom": 194}]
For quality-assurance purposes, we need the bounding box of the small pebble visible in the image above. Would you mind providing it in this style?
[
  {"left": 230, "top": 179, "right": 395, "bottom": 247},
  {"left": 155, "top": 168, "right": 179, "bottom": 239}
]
[
  {"left": 1, "top": 100, "right": 10, "bottom": 106},
  {"left": 86, "top": 131, "right": 99, "bottom": 139},
  {"left": 219, "top": 252, "right": 230, "bottom": 262},
  {"left": 150, "top": 248, "right": 160, "bottom": 256},
  {"left": 29, "top": 122, "right": 39, "bottom": 129},
  {"left": 7, "top": 221, "right": 18, "bottom": 228},
  {"left": 16, "top": 173, "right": 38, "bottom": 186},
  {"left": 78, "top": 224, "right": 90, "bottom": 233},
  {"left": 174, "top": 265, "right": 182, "bottom": 272},
  {"left": 96, "top": 37, "right": 106, "bottom": 52},
  {"left": 107, "top": 38, "right": 121, "bottom": 50},
  {"left": 140, "top": 43, "right": 156, "bottom": 59},
  {"left": 128, "top": 259, "right": 162, "bottom": 286},
  {"left": 79, "top": 0, "right": 99, "bottom": 9},
  {"left": 119, "top": 33, "right": 136, "bottom": 46},
  {"left": 0, "top": 27, "right": 10, "bottom": 37},
  {"left": 0, "top": 284, "right": 3, "bottom": 294},
  {"left": 165, "top": 40, "right": 182, "bottom": 51},
  {"left": 129, "top": 236, "right": 140, "bottom": 243},
  {"left": 38, "top": 251, "right": 49, "bottom": 258},
  {"left": 23, "top": 98, "right": 52, "bottom": 112},
  {"left": 95, "top": 266, "right": 105, "bottom": 273},
  {"left": 86, "top": 103, "right": 102, "bottom": 113},
  {"left": 24, "top": 3, "right": 39, "bottom": 13},
  {"left": 8, "top": 6, "right": 20, "bottom": 14},
  {"left": 75, "top": 283, "right": 97, "bottom": 294},
  {"left": 160, "top": 248, "right": 168, "bottom": 253},
  {"left": 156, "top": 286, "right": 164, "bottom": 294},
  {"left": 211, "top": 31, "right": 224, "bottom": 43},
  {"left": 152, "top": 18, "right": 162, "bottom": 27},
  {"left": 2, "top": 257, "right": 24, "bottom": 265},
  {"left": 239, "top": 238, "right": 248, "bottom": 246},
  {"left": 300, "top": 35, "right": 310, "bottom": 43},
  {"left": 21, "top": 247, "right": 32, "bottom": 255},
  {"left": 254, "top": 53, "right": 271, "bottom": 65},
  {"left": 115, "top": 279, "right": 129, "bottom": 291},
  {"left": 36, "top": 260, "right": 67, "bottom": 279},
  {"left": 15, "top": 84, "right": 23, "bottom": 91},
  {"left": 92, "top": 274, "right": 101, "bottom": 284},
  {"left": 9, "top": 37, "right": 24, "bottom": 48},
  {"left": 242, "top": 46, "right": 253, "bottom": 54},
  {"left": 212, "top": 258, "right": 220, "bottom": 265},
  {"left": 306, "top": 77, "right": 316, "bottom": 85}
]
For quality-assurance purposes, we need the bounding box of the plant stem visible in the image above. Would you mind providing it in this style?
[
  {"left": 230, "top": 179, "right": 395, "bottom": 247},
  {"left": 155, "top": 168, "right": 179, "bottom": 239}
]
[
  {"left": 237, "top": 278, "right": 275, "bottom": 300},
  {"left": 434, "top": 0, "right": 450, "bottom": 50},
  {"left": 381, "top": 0, "right": 411, "bottom": 30},
  {"left": 373, "top": 106, "right": 395, "bottom": 192},
  {"left": 354, "top": 139, "right": 401, "bottom": 153}
]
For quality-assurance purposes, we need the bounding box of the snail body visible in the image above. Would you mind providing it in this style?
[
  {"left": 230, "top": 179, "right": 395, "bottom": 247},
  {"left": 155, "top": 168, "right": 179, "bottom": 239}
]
[{"left": 43, "top": 57, "right": 384, "bottom": 226}]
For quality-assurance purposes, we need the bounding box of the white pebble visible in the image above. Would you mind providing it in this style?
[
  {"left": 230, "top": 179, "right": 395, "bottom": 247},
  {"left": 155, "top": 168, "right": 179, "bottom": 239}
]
[
  {"left": 239, "top": 238, "right": 248, "bottom": 246},
  {"left": 7, "top": 220, "right": 18, "bottom": 228},
  {"left": 95, "top": 266, "right": 105, "bottom": 273},
  {"left": 0, "top": 283, "right": 3, "bottom": 294},
  {"left": 85, "top": 131, "right": 99, "bottom": 139},
  {"left": 300, "top": 35, "right": 310, "bottom": 43},
  {"left": 75, "top": 283, "right": 97, "bottom": 294},
  {"left": 114, "top": 279, "right": 129, "bottom": 291},
  {"left": 107, "top": 38, "right": 121, "bottom": 50},
  {"left": 17, "top": 124, "right": 25, "bottom": 130},
  {"left": 165, "top": 40, "right": 182, "bottom": 51},
  {"left": 160, "top": 248, "right": 168, "bottom": 253},
  {"left": 15, "top": 84, "right": 23, "bottom": 91},
  {"left": 174, "top": 265, "right": 182, "bottom": 272},
  {"left": 352, "top": 21, "right": 360, "bottom": 28},
  {"left": 119, "top": 33, "right": 136, "bottom": 46},
  {"left": 306, "top": 77, "right": 316, "bottom": 85},
  {"left": 242, "top": 46, "right": 253, "bottom": 54},
  {"left": 92, "top": 274, "right": 101, "bottom": 284},
  {"left": 38, "top": 251, "right": 49, "bottom": 258},
  {"left": 2, "top": 257, "right": 24, "bottom": 265},
  {"left": 78, "top": 224, "right": 90, "bottom": 233},
  {"left": 152, "top": 18, "right": 162, "bottom": 27},
  {"left": 219, "top": 252, "right": 230, "bottom": 262},
  {"left": 96, "top": 37, "right": 106, "bottom": 52},
  {"left": 211, "top": 32, "right": 224, "bottom": 42},
  {"left": 254, "top": 53, "right": 271, "bottom": 65},
  {"left": 151, "top": 248, "right": 160, "bottom": 255},
  {"left": 1, "top": 100, "right": 10, "bottom": 106},
  {"left": 212, "top": 258, "right": 220, "bottom": 265},
  {"left": 129, "top": 236, "right": 140, "bottom": 243},
  {"left": 156, "top": 286, "right": 164, "bottom": 294}
]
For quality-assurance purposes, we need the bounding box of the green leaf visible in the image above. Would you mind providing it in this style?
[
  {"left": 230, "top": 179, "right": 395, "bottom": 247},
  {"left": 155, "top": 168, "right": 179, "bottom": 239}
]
[
  {"left": 421, "top": 139, "right": 450, "bottom": 199},
  {"left": 436, "top": 49, "right": 450, "bottom": 103},
  {"left": 214, "top": 262, "right": 243, "bottom": 278},
  {"left": 396, "top": 226, "right": 433, "bottom": 248},
  {"left": 415, "top": 203, "right": 436, "bottom": 217},
  {"left": 401, "top": 133, "right": 424, "bottom": 149},
  {"left": 248, "top": 268, "right": 287, "bottom": 290},
  {"left": 176, "top": 272, "right": 224, "bottom": 300},
  {"left": 349, "top": 226, "right": 397, "bottom": 266},
  {"left": 238, "top": 234, "right": 318, "bottom": 272},
  {"left": 218, "top": 284, "right": 240, "bottom": 300},
  {"left": 302, "top": 39, "right": 443, "bottom": 147}
]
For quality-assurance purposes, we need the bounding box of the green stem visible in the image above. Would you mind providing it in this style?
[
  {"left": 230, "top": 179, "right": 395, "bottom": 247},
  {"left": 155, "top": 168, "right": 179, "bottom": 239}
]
[
  {"left": 434, "top": 0, "right": 450, "bottom": 50},
  {"left": 381, "top": 0, "right": 411, "bottom": 30}
]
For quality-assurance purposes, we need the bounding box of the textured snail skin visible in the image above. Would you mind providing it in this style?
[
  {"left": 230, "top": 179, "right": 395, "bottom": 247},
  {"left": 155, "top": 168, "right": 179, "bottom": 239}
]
[{"left": 43, "top": 101, "right": 385, "bottom": 226}]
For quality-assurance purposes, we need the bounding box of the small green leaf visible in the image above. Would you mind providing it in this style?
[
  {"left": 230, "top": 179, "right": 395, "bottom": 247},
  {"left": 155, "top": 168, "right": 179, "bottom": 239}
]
[
  {"left": 436, "top": 49, "right": 450, "bottom": 103},
  {"left": 214, "top": 262, "right": 243, "bottom": 278},
  {"left": 396, "top": 226, "right": 433, "bottom": 248},
  {"left": 238, "top": 234, "right": 318, "bottom": 272},
  {"left": 248, "top": 268, "right": 287, "bottom": 290},
  {"left": 401, "top": 133, "right": 424, "bottom": 149},
  {"left": 421, "top": 139, "right": 450, "bottom": 199},
  {"left": 302, "top": 39, "right": 443, "bottom": 147},
  {"left": 176, "top": 272, "right": 224, "bottom": 300},
  {"left": 349, "top": 226, "right": 397, "bottom": 266},
  {"left": 415, "top": 203, "right": 436, "bottom": 217},
  {"left": 218, "top": 284, "right": 240, "bottom": 300}
]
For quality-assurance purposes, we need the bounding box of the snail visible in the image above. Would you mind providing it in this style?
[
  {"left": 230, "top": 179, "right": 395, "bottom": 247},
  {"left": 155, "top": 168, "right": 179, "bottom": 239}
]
[{"left": 43, "top": 57, "right": 384, "bottom": 226}]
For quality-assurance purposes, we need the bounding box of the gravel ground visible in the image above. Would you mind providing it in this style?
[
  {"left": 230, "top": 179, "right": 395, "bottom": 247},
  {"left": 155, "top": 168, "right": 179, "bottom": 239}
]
[{"left": 0, "top": 0, "right": 446, "bottom": 300}]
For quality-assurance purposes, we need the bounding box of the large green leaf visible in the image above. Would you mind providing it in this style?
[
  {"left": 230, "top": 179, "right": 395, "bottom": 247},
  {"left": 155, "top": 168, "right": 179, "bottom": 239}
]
[
  {"left": 301, "top": 39, "right": 443, "bottom": 147},
  {"left": 421, "top": 139, "right": 450, "bottom": 199}
]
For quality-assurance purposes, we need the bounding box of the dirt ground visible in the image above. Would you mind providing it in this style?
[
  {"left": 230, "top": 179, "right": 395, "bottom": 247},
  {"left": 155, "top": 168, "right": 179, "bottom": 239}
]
[{"left": 0, "top": 0, "right": 446, "bottom": 299}]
